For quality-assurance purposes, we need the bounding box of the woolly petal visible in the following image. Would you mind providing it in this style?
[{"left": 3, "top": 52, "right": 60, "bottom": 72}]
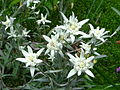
[
  {"left": 35, "top": 59, "right": 43, "bottom": 63},
  {"left": 26, "top": 62, "right": 31, "bottom": 67},
  {"left": 60, "top": 12, "right": 68, "bottom": 23},
  {"left": 16, "top": 58, "right": 27, "bottom": 63},
  {"left": 86, "top": 56, "right": 94, "bottom": 62},
  {"left": 59, "top": 50, "right": 64, "bottom": 57},
  {"left": 22, "top": 50, "right": 29, "bottom": 57},
  {"left": 36, "top": 20, "right": 42, "bottom": 25},
  {"left": 85, "top": 70, "right": 95, "bottom": 77},
  {"left": 78, "top": 19, "right": 89, "bottom": 26},
  {"left": 78, "top": 70, "right": 82, "bottom": 76},
  {"left": 70, "top": 35, "right": 75, "bottom": 43},
  {"left": 36, "top": 48, "right": 44, "bottom": 57},
  {"left": 45, "top": 49, "right": 50, "bottom": 55},
  {"left": 51, "top": 50, "right": 55, "bottom": 57},
  {"left": 27, "top": 46, "right": 33, "bottom": 54},
  {"left": 43, "top": 35, "right": 51, "bottom": 42},
  {"left": 45, "top": 20, "right": 51, "bottom": 23},
  {"left": 67, "top": 69, "right": 77, "bottom": 78},
  {"left": 80, "top": 48, "right": 85, "bottom": 59},
  {"left": 67, "top": 53, "right": 76, "bottom": 61},
  {"left": 89, "top": 24, "right": 94, "bottom": 30},
  {"left": 30, "top": 67, "right": 36, "bottom": 77}
]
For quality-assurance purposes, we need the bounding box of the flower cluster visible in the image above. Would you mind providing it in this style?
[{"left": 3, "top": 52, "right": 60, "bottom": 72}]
[
  {"left": 14, "top": 11, "right": 111, "bottom": 78},
  {"left": 42, "top": 12, "right": 110, "bottom": 78}
]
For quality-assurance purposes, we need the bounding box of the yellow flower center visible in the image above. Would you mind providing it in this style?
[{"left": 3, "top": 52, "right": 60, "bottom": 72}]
[
  {"left": 50, "top": 41, "right": 55, "bottom": 47},
  {"left": 60, "top": 35, "right": 65, "bottom": 40},
  {"left": 70, "top": 24, "right": 77, "bottom": 30},
  {"left": 79, "top": 62, "right": 86, "bottom": 68},
  {"left": 28, "top": 56, "right": 35, "bottom": 62},
  {"left": 42, "top": 17, "right": 46, "bottom": 21},
  {"left": 96, "top": 30, "right": 100, "bottom": 35}
]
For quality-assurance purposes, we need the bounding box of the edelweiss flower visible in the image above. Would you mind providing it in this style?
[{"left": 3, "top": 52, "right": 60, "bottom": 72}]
[
  {"left": 81, "top": 24, "right": 110, "bottom": 42},
  {"left": 80, "top": 42, "right": 97, "bottom": 55},
  {"left": 56, "top": 12, "right": 89, "bottom": 43},
  {"left": 16, "top": 46, "right": 44, "bottom": 77},
  {"left": 37, "top": 13, "right": 51, "bottom": 25},
  {"left": 53, "top": 28, "right": 70, "bottom": 43},
  {"left": 67, "top": 49, "right": 95, "bottom": 78},
  {"left": 58, "top": 12, "right": 89, "bottom": 33},
  {"left": 2, "top": 16, "right": 16, "bottom": 30},
  {"left": 7, "top": 26, "right": 17, "bottom": 39},
  {"left": 27, "top": 0, "right": 40, "bottom": 7},
  {"left": 22, "top": 28, "right": 30, "bottom": 37},
  {"left": 43, "top": 35, "right": 63, "bottom": 60}
]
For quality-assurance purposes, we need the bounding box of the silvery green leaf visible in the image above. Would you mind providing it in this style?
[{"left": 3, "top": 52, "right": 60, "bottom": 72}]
[
  {"left": 44, "top": 69, "right": 62, "bottom": 73},
  {"left": 103, "top": 85, "right": 113, "bottom": 90},
  {"left": 110, "top": 26, "right": 120, "bottom": 37},
  {"left": 94, "top": 55, "right": 107, "bottom": 59},
  {"left": 27, "top": 17, "right": 36, "bottom": 20},
  {"left": 33, "top": 78, "right": 49, "bottom": 82},
  {"left": 112, "top": 7, "right": 120, "bottom": 16}
]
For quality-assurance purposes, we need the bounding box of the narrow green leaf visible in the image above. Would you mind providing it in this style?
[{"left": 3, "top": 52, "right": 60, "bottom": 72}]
[
  {"left": 112, "top": 7, "right": 120, "bottom": 16},
  {"left": 44, "top": 69, "right": 62, "bottom": 73}
]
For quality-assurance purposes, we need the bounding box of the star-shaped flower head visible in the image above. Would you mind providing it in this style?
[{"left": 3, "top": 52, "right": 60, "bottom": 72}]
[
  {"left": 80, "top": 42, "right": 99, "bottom": 55},
  {"left": 59, "top": 12, "right": 89, "bottom": 34},
  {"left": 56, "top": 12, "right": 89, "bottom": 43},
  {"left": 37, "top": 13, "right": 51, "bottom": 25},
  {"left": 7, "top": 26, "right": 17, "bottom": 39},
  {"left": 67, "top": 49, "right": 95, "bottom": 78},
  {"left": 2, "top": 16, "right": 16, "bottom": 30},
  {"left": 53, "top": 28, "right": 70, "bottom": 43},
  {"left": 16, "top": 46, "right": 44, "bottom": 77},
  {"left": 22, "top": 28, "right": 30, "bottom": 37},
  {"left": 81, "top": 24, "right": 110, "bottom": 43},
  {"left": 43, "top": 34, "right": 63, "bottom": 60}
]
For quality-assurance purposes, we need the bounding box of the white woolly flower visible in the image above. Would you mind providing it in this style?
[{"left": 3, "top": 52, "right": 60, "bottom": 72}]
[
  {"left": 80, "top": 42, "right": 97, "bottom": 55},
  {"left": 58, "top": 12, "right": 89, "bottom": 34},
  {"left": 67, "top": 49, "right": 95, "bottom": 78},
  {"left": 81, "top": 24, "right": 110, "bottom": 42},
  {"left": 2, "top": 16, "right": 16, "bottom": 30},
  {"left": 56, "top": 12, "right": 89, "bottom": 43},
  {"left": 16, "top": 46, "right": 44, "bottom": 77},
  {"left": 53, "top": 28, "right": 70, "bottom": 43},
  {"left": 37, "top": 13, "right": 51, "bottom": 25},
  {"left": 27, "top": 0, "right": 40, "bottom": 7},
  {"left": 43, "top": 35, "right": 63, "bottom": 60},
  {"left": 7, "top": 26, "right": 17, "bottom": 39},
  {"left": 22, "top": 28, "right": 30, "bottom": 37}
]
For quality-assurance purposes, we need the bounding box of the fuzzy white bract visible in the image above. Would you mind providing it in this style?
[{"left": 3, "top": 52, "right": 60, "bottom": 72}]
[
  {"left": 16, "top": 46, "right": 44, "bottom": 77},
  {"left": 2, "top": 16, "right": 16, "bottom": 30},
  {"left": 22, "top": 28, "right": 30, "bottom": 37},
  {"left": 7, "top": 26, "right": 17, "bottom": 39},
  {"left": 53, "top": 28, "right": 70, "bottom": 43},
  {"left": 67, "top": 49, "right": 95, "bottom": 78},
  {"left": 37, "top": 13, "right": 51, "bottom": 25},
  {"left": 56, "top": 12, "right": 89, "bottom": 43},
  {"left": 43, "top": 34, "right": 63, "bottom": 60},
  {"left": 26, "top": 0, "right": 40, "bottom": 8},
  {"left": 81, "top": 24, "right": 110, "bottom": 42},
  {"left": 80, "top": 42, "right": 97, "bottom": 54}
]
